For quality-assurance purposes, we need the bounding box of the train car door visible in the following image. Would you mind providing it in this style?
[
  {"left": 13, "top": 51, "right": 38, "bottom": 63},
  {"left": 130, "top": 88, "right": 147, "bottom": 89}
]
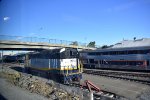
[
  {"left": 147, "top": 60, "right": 149, "bottom": 70},
  {"left": 147, "top": 60, "right": 149, "bottom": 66}
]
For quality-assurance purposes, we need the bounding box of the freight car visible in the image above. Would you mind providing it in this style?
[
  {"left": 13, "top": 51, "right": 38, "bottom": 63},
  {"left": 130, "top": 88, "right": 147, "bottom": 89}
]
[
  {"left": 3, "top": 55, "right": 17, "bottom": 63},
  {"left": 80, "top": 38, "right": 150, "bottom": 71},
  {"left": 25, "top": 48, "right": 82, "bottom": 84},
  {"left": 2, "top": 54, "right": 25, "bottom": 63}
]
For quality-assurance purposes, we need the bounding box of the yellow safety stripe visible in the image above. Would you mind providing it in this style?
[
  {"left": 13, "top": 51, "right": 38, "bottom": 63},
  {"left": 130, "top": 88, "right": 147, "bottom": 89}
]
[{"left": 28, "top": 66, "right": 80, "bottom": 71}]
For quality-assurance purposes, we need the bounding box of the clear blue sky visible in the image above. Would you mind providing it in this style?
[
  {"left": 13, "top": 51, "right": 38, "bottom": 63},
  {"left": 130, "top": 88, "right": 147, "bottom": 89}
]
[{"left": 0, "top": 0, "right": 150, "bottom": 46}]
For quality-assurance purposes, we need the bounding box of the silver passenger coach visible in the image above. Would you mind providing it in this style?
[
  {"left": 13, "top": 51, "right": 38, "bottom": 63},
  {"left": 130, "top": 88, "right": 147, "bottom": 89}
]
[{"left": 80, "top": 38, "right": 150, "bottom": 71}]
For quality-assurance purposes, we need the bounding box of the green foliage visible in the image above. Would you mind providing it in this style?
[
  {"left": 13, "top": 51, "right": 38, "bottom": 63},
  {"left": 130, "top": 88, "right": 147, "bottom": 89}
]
[
  {"left": 87, "top": 41, "right": 95, "bottom": 47},
  {"left": 101, "top": 45, "right": 108, "bottom": 49}
]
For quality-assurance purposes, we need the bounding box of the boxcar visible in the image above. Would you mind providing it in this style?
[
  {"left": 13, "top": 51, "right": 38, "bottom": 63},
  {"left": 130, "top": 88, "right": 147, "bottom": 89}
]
[{"left": 25, "top": 48, "right": 82, "bottom": 84}]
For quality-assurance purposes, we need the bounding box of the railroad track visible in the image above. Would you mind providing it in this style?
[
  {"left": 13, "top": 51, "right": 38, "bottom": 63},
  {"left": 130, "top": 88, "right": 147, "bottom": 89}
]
[{"left": 83, "top": 69, "right": 150, "bottom": 85}]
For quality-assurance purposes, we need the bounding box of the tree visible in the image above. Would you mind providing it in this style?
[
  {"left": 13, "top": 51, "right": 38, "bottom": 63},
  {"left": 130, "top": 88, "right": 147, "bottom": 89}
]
[
  {"left": 70, "top": 41, "right": 78, "bottom": 46},
  {"left": 87, "top": 41, "right": 95, "bottom": 47},
  {"left": 101, "top": 45, "right": 108, "bottom": 49},
  {"left": 134, "top": 37, "right": 136, "bottom": 40}
]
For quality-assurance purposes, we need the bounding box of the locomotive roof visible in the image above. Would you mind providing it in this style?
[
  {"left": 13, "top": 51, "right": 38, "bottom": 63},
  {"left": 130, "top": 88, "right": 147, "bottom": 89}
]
[
  {"left": 29, "top": 48, "right": 77, "bottom": 54},
  {"left": 28, "top": 48, "right": 78, "bottom": 59}
]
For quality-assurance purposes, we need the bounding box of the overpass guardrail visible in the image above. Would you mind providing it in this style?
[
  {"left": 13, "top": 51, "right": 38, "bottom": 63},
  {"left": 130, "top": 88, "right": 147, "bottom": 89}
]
[{"left": 0, "top": 35, "right": 96, "bottom": 49}]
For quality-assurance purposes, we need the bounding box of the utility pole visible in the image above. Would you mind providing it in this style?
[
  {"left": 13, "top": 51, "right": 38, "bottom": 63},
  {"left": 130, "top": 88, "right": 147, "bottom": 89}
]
[{"left": 1, "top": 50, "right": 3, "bottom": 71}]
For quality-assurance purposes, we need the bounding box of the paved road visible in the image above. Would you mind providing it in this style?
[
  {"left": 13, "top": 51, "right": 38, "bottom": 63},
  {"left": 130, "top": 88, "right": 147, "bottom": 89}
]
[
  {"left": 0, "top": 78, "right": 49, "bottom": 100},
  {"left": 82, "top": 74, "right": 150, "bottom": 100}
]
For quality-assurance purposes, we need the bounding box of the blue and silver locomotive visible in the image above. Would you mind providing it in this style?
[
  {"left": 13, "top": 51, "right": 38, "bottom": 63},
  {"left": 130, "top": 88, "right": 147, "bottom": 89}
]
[{"left": 25, "top": 48, "right": 82, "bottom": 84}]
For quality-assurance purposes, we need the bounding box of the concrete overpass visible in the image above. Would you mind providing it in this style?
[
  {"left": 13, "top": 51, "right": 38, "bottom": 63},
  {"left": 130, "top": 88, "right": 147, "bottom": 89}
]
[{"left": 0, "top": 35, "right": 96, "bottom": 51}]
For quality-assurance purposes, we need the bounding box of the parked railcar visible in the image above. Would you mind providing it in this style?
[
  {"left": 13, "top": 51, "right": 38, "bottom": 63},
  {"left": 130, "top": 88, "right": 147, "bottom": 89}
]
[
  {"left": 2, "top": 54, "right": 26, "bottom": 63},
  {"left": 16, "top": 54, "right": 26, "bottom": 63},
  {"left": 25, "top": 48, "right": 82, "bottom": 84},
  {"left": 80, "top": 38, "right": 150, "bottom": 71},
  {"left": 3, "top": 55, "right": 17, "bottom": 63}
]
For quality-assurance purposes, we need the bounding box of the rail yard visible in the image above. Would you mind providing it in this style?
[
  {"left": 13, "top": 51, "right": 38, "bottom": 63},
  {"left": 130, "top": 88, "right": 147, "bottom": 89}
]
[
  {"left": 0, "top": 63, "right": 127, "bottom": 100},
  {"left": 1, "top": 62, "right": 150, "bottom": 100},
  {"left": 0, "top": 38, "right": 150, "bottom": 100},
  {"left": 1, "top": 0, "right": 150, "bottom": 99}
]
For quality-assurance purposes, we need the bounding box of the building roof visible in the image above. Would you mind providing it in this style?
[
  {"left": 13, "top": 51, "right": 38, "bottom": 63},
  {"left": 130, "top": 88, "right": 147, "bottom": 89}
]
[
  {"left": 111, "top": 38, "right": 150, "bottom": 48},
  {"left": 80, "top": 38, "right": 150, "bottom": 53}
]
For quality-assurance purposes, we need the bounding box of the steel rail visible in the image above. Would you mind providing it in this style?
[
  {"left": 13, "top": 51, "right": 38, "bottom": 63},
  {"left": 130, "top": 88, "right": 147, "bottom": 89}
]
[{"left": 83, "top": 69, "right": 150, "bottom": 85}]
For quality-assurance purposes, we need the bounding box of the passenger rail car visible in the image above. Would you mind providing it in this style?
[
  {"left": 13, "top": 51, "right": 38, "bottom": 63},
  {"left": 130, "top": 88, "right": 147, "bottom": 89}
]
[
  {"left": 80, "top": 47, "right": 150, "bottom": 71},
  {"left": 25, "top": 48, "right": 82, "bottom": 84}
]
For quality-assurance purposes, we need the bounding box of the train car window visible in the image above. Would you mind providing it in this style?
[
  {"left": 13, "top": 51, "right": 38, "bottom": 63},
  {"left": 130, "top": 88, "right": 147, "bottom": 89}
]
[
  {"left": 101, "top": 60, "right": 104, "bottom": 64},
  {"left": 103, "top": 52, "right": 108, "bottom": 55},
  {"left": 111, "top": 61, "right": 115, "bottom": 65},
  {"left": 128, "top": 62, "right": 131, "bottom": 65},
  {"left": 131, "top": 61, "right": 136, "bottom": 66},
  {"left": 127, "top": 50, "right": 137, "bottom": 54},
  {"left": 144, "top": 50, "right": 149, "bottom": 54},
  {"left": 147, "top": 61, "right": 149, "bottom": 66},
  {"left": 55, "top": 53, "right": 60, "bottom": 58},
  {"left": 100, "top": 52, "right": 103, "bottom": 55},
  {"left": 119, "top": 62, "right": 123, "bottom": 65},
  {"left": 141, "top": 50, "right": 145, "bottom": 54},
  {"left": 130, "top": 62, "right": 133, "bottom": 65},
  {"left": 108, "top": 61, "right": 111, "bottom": 65},
  {"left": 137, "top": 50, "right": 140, "bottom": 54},
  {"left": 70, "top": 51, "right": 73, "bottom": 56},
  {"left": 99, "top": 60, "right": 101, "bottom": 64},
  {"left": 118, "top": 51, "right": 124, "bottom": 54},
  {"left": 100, "top": 60, "right": 103, "bottom": 64},
  {"left": 86, "top": 49, "right": 150, "bottom": 56},
  {"left": 94, "top": 61, "right": 98, "bottom": 64},
  {"left": 109, "top": 52, "right": 113, "bottom": 55},
  {"left": 83, "top": 59, "right": 88, "bottom": 63},
  {"left": 139, "top": 50, "right": 143, "bottom": 54},
  {"left": 96, "top": 52, "right": 101, "bottom": 55},
  {"left": 103, "top": 61, "right": 108, "bottom": 65},
  {"left": 110, "top": 61, "right": 113, "bottom": 65},
  {"left": 134, "top": 61, "right": 137, "bottom": 65},
  {"left": 126, "top": 61, "right": 129, "bottom": 65},
  {"left": 114, "top": 51, "right": 117, "bottom": 55},
  {"left": 128, "top": 50, "right": 133, "bottom": 54},
  {"left": 102, "top": 60, "right": 104, "bottom": 64},
  {"left": 116, "top": 62, "right": 120, "bottom": 65},
  {"left": 134, "top": 50, "right": 138, "bottom": 54},
  {"left": 83, "top": 64, "right": 90, "bottom": 68},
  {"left": 91, "top": 65, "right": 95, "bottom": 68},
  {"left": 89, "top": 59, "right": 94, "bottom": 63},
  {"left": 123, "top": 61, "right": 126, "bottom": 65},
  {"left": 128, "top": 51, "right": 133, "bottom": 54},
  {"left": 60, "top": 52, "right": 65, "bottom": 59},
  {"left": 88, "top": 53, "right": 91, "bottom": 55},
  {"left": 88, "top": 52, "right": 96, "bottom": 55},
  {"left": 123, "top": 51, "right": 127, "bottom": 54},
  {"left": 137, "top": 61, "right": 143, "bottom": 66}
]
